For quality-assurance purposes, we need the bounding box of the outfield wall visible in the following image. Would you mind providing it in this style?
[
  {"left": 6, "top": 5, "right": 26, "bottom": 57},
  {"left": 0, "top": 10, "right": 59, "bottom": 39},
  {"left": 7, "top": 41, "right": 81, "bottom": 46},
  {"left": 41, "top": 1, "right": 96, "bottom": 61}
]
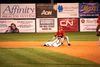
[{"left": 0, "top": 3, "right": 100, "bottom": 33}]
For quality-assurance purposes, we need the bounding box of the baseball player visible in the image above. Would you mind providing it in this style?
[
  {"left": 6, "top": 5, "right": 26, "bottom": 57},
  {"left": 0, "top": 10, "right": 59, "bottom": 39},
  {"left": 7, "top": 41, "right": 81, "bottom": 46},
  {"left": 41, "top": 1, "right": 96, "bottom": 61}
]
[
  {"left": 43, "top": 26, "right": 71, "bottom": 47},
  {"left": 96, "top": 15, "right": 100, "bottom": 46},
  {"left": 55, "top": 26, "right": 71, "bottom": 46}
]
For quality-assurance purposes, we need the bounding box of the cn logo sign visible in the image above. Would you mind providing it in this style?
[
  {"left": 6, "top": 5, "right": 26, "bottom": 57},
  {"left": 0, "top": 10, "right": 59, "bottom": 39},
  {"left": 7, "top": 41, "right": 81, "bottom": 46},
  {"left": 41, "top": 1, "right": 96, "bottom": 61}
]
[
  {"left": 60, "top": 19, "right": 73, "bottom": 26},
  {"left": 41, "top": 10, "right": 52, "bottom": 15}
]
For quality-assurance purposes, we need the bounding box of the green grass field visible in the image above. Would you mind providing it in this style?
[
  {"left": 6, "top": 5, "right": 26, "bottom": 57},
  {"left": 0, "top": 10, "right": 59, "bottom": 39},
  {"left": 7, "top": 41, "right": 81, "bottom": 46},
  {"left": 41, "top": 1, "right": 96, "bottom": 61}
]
[
  {"left": 0, "top": 32, "right": 100, "bottom": 67},
  {"left": 0, "top": 32, "right": 98, "bottom": 41},
  {"left": 0, "top": 48, "right": 99, "bottom": 67}
]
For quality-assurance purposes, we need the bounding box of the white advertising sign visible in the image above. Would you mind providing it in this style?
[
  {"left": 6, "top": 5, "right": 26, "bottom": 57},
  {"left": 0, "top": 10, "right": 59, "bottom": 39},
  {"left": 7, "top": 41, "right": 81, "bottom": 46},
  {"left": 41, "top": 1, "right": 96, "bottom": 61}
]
[
  {"left": 36, "top": 18, "right": 57, "bottom": 32},
  {"left": 57, "top": 3, "right": 79, "bottom": 18},
  {"left": 0, "top": 4, "right": 36, "bottom": 18},
  {"left": 80, "top": 18, "right": 98, "bottom": 32},
  {"left": 0, "top": 20, "right": 35, "bottom": 33}
]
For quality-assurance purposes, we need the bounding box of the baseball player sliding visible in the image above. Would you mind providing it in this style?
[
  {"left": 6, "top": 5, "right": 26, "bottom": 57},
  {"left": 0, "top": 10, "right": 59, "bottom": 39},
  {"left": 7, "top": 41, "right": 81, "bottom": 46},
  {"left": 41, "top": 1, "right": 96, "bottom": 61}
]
[{"left": 43, "top": 26, "right": 71, "bottom": 47}]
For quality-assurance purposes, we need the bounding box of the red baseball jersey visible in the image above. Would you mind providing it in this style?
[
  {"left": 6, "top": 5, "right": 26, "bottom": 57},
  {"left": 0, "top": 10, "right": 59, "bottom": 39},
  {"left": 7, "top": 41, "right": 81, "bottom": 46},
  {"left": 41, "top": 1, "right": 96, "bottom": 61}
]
[
  {"left": 97, "top": 16, "right": 100, "bottom": 24},
  {"left": 56, "top": 28, "right": 65, "bottom": 38}
]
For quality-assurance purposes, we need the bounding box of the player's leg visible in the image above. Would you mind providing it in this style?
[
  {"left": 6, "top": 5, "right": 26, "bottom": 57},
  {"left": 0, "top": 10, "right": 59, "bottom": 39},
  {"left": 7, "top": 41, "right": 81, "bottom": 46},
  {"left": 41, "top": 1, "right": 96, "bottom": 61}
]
[
  {"left": 52, "top": 38, "right": 60, "bottom": 47},
  {"left": 65, "top": 36, "right": 71, "bottom": 46},
  {"left": 99, "top": 36, "right": 100, "bottom": 47},
  {"left": 44, "top": 41, "right": 54, "bottom": 47},
  {"left": 43, "top": 36, "right": 56, "bottom": 46},
  {"left": 44, "top": 37, "right": 58, "bottom": 47},
  {"left": 44, "top": 37, "right": 61, "bottom": 47},
  {"left": 53, "top": 38, "right": 61, "bottom": 47},
  {"left": 96, "top": 32, "right": 100, "bottom": 47},
  {"left": 56, "top": 37, "right": 62, "bottom": 46},
  {"left": 60, "top": 37, "right": 64, "bottom": 45}
]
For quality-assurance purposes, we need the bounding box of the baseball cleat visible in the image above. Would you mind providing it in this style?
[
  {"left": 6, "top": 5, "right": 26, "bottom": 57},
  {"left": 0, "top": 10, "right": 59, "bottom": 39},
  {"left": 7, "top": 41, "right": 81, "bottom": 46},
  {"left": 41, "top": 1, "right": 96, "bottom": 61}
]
[
  {"left": 43, "top": 44, "right": 47, "bottom": 46},
  {"left": 68, "top": 43, "right": 71, "bottom": 46},
  {"left": 61, "top": 43, "right": 63, "bottom": 45}
]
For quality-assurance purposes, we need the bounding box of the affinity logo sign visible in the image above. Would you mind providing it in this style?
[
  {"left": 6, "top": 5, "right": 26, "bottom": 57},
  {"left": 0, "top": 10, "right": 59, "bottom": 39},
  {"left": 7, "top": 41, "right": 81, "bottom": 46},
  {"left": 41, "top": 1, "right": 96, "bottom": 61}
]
[
  {"left": 58, "top": 5, "right": 63, "bottom": 12},
  {"left": 2, "top": 5, "right": 35, "bottom": 15},
  {"left": 1, "top": 4, "right": 36, "bottom": 18}
]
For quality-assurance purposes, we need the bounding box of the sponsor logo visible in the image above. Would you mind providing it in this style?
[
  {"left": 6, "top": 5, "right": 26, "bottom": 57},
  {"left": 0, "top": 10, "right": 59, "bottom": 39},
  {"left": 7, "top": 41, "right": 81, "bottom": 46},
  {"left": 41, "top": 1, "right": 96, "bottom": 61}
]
[
  {"left": 39, "top": 19, "right": 54, "bottom": 30},
  {"left": 58, "top": 5, "right": 63, "bottom": 12},
  {"left": 60, "top": 19, "right": 73, "bottom": 26},
  {"left": 41, "top": 10, "right": 52, "bottom": 15},
  {"left": 82, "top": 5, "right": 97, "bottom": 13},
  {"left": 81, "top": 19, "right": 85, "bottom": 23},
  {"left": 2, "top": 5, "right": 35, "bottom": 15}
]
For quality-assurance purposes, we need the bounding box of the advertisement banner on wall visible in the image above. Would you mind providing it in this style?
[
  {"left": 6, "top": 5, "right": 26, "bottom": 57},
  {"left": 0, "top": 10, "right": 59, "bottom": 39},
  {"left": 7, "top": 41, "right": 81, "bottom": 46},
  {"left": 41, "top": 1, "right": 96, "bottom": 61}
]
[
  {"left": 58, "top": 18, "right": 79, "bottom": 32},
  {"left": 36, "top": 4, "right": 57, "bottom": 18},
  {"left": 0, "top": 4, "right": 36, "bottom": 18},
  {"left": 36, "top": 18, "right": 57, "bottom": 32},
  {"left": 57, "top": 3, "right": 79, "bottom": 18},
  {"left": 0, "top": 20, "right": 35, "bottom": 33},
  {"left": 80, "top": 18, "right": 97, "bottom": 32},
  {"left": 79, "top": 3, "right": 99, "bottom": 17}
]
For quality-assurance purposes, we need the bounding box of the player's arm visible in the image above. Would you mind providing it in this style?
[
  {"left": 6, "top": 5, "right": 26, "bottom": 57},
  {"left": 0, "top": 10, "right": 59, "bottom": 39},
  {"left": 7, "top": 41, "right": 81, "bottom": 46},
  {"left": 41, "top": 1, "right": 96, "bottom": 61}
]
[
  {"left": 54, "top": 32, "right": 58, "bottom": 37},
  {"left": 96, "top": 24, "right": 100, "bottom": 36},
  {"left": 96, "top": 24, "right": 100, "bottom": 32},
  {"left": 62, "top": 29, "right": 65, "bottom": 38}
]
